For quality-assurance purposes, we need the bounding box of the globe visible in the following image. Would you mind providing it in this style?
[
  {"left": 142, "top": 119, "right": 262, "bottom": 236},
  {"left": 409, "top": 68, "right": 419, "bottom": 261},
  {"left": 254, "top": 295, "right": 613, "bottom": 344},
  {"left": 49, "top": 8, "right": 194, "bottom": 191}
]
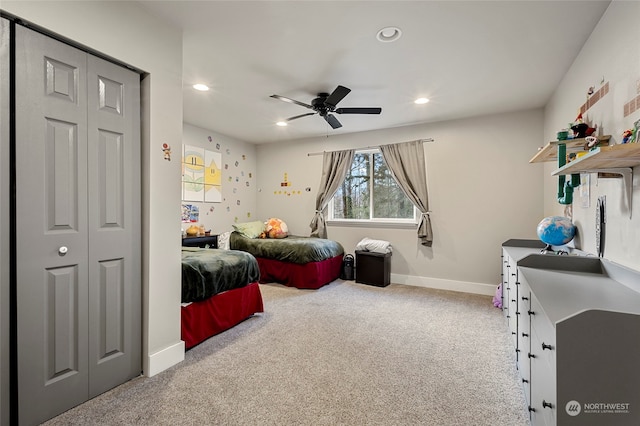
[{"left": 536, "top": 216, "right": 576, "bottom": 246}]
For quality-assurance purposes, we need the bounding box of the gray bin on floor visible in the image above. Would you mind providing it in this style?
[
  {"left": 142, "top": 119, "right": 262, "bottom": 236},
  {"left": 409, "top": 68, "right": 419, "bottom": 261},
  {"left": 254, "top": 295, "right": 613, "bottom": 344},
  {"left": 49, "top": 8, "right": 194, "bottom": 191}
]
[{"left": 355, "top": 250, "right": 391, "bottom": 287}]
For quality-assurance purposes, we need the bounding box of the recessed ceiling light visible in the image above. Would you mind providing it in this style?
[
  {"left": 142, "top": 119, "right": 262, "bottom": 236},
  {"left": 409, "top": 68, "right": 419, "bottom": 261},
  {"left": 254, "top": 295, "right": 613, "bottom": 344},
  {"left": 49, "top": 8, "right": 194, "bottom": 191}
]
[
  {"left": 192, "top": 83, "right": 210, "bottom": 91},
  {"left": 414, "top": 97, "right": 430, "bottom": 104},
  {"left": 276, "top": 121, "right": 288, "bottom": 127},
  {"left": 376, "top": 26, "right": 402, "bottom": 43}
]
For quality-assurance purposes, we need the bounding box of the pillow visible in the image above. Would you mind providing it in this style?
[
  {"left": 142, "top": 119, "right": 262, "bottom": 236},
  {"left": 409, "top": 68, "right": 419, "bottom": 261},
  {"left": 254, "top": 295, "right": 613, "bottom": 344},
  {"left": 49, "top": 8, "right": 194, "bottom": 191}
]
[
  {"left": 265, "top": 217, "right": 288, "bottom": 239},
  {"left": 217, "top": 231, "right": 231, "bottom": 250},
  {"left": 232, "top": 221, "right": 265, "bottom": 239}
]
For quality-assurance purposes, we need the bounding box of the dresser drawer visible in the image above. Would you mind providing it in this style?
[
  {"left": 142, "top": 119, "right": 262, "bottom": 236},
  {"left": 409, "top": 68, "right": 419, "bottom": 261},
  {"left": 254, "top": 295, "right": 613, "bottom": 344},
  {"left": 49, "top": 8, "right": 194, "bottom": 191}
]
[
  {"left": 529, "top": 293, "right": 555, "bottom": 351},
  {"left": 530, "top": 324, "right": 556, "bottom": 426}
]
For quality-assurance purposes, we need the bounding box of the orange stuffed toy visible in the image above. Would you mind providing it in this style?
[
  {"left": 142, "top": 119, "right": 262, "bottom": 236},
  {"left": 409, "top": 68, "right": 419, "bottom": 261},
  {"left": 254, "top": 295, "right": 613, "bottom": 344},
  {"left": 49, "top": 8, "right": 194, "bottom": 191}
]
[{"left": 265, "top": 217, "right": 288, "bottom": 239}]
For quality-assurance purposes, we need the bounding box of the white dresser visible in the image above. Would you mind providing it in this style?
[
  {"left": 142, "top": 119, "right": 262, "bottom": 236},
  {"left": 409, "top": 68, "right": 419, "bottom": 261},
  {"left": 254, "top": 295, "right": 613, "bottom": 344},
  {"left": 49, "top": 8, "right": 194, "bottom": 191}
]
[{"left": 502, "top": 240, "right": 640, "bottom": 426}]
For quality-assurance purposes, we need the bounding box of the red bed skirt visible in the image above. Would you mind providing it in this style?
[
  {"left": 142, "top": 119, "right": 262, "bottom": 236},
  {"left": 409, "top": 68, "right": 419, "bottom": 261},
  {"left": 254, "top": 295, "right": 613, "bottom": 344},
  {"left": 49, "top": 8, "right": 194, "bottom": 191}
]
[
  {"left": 181, "top": 281, "right": 264, "bottom": 349},
  {"left": 256, "top": 254, "right": 343, "bottom": 289}
]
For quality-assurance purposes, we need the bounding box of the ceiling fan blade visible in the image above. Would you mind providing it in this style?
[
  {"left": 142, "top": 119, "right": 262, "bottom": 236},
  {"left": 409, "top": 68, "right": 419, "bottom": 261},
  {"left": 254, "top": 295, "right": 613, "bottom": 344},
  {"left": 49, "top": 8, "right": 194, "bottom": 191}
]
[
  {"left": 286, "top": 112, "right": 316, "bottom": 122},
  {"left": 324, "top": 114, "right": 342, "bottom": 129},
  {"left": 323, "top": 85, "right": 351, "bottom": 108},
  {"left": 270, "top": 94, "right": 313, "bottom": 110},
  {"left": 335, "top": 107, "right": 382, "bottom": 115}
]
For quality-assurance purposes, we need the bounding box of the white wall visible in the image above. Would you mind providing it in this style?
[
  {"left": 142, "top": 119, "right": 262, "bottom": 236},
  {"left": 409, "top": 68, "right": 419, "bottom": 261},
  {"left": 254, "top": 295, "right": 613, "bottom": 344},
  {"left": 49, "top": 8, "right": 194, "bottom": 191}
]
[
  {"left": 2, "top": 1, "right": 185, "bottom": 376},
  {"left": 257, "top": 109, "right": 545, "bottom": 294},
  {"left": 0, "top": 16, "right": 10, "bottom": 426},
  {"left": 543, "top": 0, "right": 640, "bottom": 271},
  {"left": 182, "top": 123, "right": 258, "bottom": 235}
]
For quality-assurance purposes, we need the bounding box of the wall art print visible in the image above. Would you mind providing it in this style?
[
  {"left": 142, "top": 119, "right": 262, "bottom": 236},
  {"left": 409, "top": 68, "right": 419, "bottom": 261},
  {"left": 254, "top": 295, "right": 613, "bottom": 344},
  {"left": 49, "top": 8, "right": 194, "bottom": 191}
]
[
  {"left": 181, "top": 203, "right": 199, "bottom": 223},
  {"left": 182, "top": 144, "right": 222, "bottom": 202}
]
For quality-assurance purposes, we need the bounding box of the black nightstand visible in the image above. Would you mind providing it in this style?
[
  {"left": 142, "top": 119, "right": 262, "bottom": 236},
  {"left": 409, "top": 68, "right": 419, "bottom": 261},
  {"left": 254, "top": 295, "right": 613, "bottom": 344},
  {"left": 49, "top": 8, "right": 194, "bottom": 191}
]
[{"left": 181, "top": 235, "right": 218, "bottom": 248}]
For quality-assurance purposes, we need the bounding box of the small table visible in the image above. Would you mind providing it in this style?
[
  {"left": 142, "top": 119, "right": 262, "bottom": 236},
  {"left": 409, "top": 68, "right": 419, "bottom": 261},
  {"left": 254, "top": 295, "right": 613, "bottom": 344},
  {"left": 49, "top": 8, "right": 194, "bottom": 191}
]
[{"left": 181, "top": 235, "right": 218, "bottom": 249}]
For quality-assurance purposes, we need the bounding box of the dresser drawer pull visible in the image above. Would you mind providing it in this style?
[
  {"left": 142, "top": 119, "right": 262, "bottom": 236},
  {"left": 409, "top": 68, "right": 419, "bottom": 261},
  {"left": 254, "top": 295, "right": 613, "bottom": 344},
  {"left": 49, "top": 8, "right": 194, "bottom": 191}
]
[
  {"left": 511, "top": 299, "right": 516, "bottom": 303},
  {"left": 528, "top": 406, "right": 536, "bottom": 412},
  {"left": 528, "top": 310, "right": 535, "bottom": 315},
  {"left": 542, "top": 400, "right": 554, "bottom": 409},
  {"left": 522, "top": 378, "right": 529, "bottom": 384},
  {"left": 521, "top": 296, "right": 529, "bottom": 301},
  {"left": 521, "top": 332, "right": 529, "bottom": 337},
  {"left": 542, "top": 343, "right": 553, "bottom": 351},
  {"left": 528, "top": 353, "right": 536, "bottom": 359}
]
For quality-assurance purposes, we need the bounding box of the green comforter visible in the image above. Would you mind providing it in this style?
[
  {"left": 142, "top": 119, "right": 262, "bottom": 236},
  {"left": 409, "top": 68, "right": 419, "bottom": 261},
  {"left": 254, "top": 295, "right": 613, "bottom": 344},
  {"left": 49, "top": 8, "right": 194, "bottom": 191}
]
[
  {"left": 181, "top": 248, "right": 260, "bottom": 303},
  {"left": 229, "top": 232, "right": 344, "bottom": 264}
]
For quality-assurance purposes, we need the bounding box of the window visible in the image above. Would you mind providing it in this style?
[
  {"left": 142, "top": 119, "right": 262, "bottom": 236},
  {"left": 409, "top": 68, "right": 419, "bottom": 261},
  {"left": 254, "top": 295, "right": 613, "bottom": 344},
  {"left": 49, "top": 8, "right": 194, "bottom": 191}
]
[{"left": 329, "top": 150, "right": 416, "bottom": 224}]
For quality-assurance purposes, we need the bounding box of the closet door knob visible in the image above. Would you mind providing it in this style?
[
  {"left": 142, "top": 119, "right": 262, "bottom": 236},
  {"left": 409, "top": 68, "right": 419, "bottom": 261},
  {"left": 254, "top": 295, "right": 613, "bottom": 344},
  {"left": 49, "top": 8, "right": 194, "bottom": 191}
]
[{"left": 58, "top": 246, "right": 68, "bottom": 256}]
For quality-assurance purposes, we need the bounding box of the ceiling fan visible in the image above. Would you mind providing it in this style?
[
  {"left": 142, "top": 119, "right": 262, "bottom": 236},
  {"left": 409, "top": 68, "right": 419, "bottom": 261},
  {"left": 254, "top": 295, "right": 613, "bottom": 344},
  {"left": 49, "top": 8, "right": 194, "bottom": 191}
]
[{"left": 270, "top": 85, "right": 382, "bottom": 129}]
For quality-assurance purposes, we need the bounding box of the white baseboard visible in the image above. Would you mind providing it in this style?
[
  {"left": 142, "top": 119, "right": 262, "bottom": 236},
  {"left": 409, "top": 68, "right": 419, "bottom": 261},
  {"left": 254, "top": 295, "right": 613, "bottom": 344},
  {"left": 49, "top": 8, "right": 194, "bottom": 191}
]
[
  {"left": 391, "top": 273, "right": 496, "bottom": 296},
  {"left": 146, "top": 340, "right": 185, "bottom": 377}
]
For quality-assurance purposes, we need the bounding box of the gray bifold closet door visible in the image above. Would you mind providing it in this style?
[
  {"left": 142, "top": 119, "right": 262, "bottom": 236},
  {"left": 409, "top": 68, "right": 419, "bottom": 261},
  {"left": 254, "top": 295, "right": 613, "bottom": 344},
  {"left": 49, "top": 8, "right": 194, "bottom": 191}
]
[{"left": 15, "top": 24, "right": 141, "bottom": 425}]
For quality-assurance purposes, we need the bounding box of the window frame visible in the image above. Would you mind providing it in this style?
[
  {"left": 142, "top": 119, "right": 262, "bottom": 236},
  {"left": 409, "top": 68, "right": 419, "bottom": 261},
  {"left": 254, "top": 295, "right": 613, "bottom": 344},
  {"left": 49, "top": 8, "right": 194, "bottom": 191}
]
[{"left": 327, "top": 149, "right": 418, "bottom": 228}]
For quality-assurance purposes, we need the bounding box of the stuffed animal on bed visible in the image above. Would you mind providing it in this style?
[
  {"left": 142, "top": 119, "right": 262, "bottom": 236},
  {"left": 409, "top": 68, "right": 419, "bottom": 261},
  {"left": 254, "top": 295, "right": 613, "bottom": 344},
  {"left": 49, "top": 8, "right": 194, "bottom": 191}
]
[{"left": 265, "top": 217, "right": 288, "bottom": 239}]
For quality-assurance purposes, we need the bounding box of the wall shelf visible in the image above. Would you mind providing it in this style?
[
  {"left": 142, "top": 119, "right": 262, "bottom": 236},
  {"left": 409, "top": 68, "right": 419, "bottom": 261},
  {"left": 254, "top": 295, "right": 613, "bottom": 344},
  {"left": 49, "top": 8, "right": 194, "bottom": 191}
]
[
  {"left": 529, "top": 135, "right": 611, "bottom": 163},
  {"left": 551, "top": 143, "right": 640, "bottom": 175},
  {"left": 551, "top": 143, "right": 640, "bottom": 219}
]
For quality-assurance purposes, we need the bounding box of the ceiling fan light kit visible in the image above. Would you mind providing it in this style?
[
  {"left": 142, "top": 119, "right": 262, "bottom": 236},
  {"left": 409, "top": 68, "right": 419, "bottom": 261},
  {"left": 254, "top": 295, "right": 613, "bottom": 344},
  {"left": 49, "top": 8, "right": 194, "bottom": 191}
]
[{"left": 270, "top": 85, "right": 382, "bottom": 130}]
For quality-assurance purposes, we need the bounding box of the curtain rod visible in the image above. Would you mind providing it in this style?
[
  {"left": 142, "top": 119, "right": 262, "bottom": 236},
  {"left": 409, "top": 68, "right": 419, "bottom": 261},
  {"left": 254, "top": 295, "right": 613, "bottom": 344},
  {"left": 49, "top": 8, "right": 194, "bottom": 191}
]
[{"left": 306, "top": 138, "right": 434, "bottom": 157}]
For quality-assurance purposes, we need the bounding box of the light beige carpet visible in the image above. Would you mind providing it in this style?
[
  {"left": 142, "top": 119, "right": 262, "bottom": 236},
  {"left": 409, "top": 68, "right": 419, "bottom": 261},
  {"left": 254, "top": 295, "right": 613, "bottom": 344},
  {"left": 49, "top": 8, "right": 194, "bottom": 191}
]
[{"left": 44, "top": 280, "right": 530, "bottom": 425}]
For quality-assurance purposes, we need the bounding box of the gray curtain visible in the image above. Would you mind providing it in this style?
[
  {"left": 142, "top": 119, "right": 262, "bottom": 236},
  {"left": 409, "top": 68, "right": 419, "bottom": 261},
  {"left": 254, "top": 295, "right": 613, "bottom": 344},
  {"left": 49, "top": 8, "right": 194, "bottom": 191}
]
[
  {"left": 309, "top": 149, "right": 354, "bottom": 238},
  {"left": 379, "top": 140, "right": 433, "bottom": 246}
]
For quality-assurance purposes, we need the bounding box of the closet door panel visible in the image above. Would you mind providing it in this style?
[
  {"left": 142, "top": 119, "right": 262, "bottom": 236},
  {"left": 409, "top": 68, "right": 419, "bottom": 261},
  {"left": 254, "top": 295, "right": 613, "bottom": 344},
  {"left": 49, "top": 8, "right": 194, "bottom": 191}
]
[
  {"left": 15, "top": 25, "right": 89, "bottom": 426},
  {"left": 15, "top": 24, "right": 141, "bottom": 425},
  {"left": 87, "top": 55, "right": 141, "bottom": 397},
  {"left": 45, "top": 118, "right": 81, "bottom": 231}
]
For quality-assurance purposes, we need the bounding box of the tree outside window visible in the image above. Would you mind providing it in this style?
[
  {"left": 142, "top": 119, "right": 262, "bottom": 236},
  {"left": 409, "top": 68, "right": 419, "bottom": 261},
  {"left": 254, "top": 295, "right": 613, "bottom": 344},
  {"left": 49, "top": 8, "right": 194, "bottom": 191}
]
[{"left": 331, "top": 150, "right": 415, "bottom": 221}]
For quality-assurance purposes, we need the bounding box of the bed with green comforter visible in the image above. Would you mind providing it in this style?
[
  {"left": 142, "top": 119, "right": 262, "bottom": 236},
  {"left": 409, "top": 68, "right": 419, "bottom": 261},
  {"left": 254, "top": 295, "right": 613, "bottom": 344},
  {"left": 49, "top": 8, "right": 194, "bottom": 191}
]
[
  {"left": 229, "top": 232, "right": 344, "bottom": 289},
  {"left": 181, "top": 247, "right": 260, "bottom": 302}
]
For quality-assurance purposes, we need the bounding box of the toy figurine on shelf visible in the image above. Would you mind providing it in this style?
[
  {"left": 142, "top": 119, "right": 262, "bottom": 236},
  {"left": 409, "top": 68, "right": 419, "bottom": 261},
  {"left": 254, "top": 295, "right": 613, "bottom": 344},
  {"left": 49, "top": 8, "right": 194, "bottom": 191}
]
[
  {"left": 622, "top": 129, "right": 634, "bottom": 144},
  {"left": 570, "top": 112, "right": 596, "bottom": 138},
  {"left": 571, "top": 122, "right": 589, "bottom": 138},
  {"left": 584, "top": 136, "right": 600, "bottom": 151}
]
